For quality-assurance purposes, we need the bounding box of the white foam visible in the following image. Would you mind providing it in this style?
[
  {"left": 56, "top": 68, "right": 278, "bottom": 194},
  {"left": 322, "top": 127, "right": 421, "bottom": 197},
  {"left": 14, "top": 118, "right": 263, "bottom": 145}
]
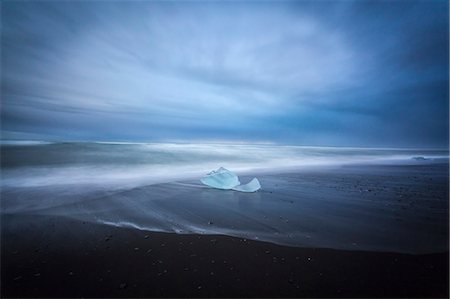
[
  {"left": 1, "top": 142, "right": 447, "bottom": 188},
  {"left": 0, "top": 140, "right": 54, "bottom": 146}
]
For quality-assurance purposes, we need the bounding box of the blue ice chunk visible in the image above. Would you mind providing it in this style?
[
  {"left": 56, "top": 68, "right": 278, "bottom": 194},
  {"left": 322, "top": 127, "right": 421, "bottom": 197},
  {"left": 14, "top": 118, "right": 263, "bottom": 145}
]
[
  {"left": 200, "top": 167, "right": 261, "bottom": 192},
  {"left": 200, "top": 167, "right": 240, "bottom": 190}
]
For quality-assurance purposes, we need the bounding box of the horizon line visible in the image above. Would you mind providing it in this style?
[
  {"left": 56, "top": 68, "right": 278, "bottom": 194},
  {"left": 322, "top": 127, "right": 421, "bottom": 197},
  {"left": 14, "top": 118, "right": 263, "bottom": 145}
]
[{"left": 0, "top": 138, "right": 449, "bottom": 151}]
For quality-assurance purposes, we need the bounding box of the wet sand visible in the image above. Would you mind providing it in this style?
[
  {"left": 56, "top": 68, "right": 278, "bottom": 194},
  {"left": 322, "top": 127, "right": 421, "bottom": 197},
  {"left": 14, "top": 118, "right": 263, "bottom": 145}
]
[
  {"left": 2, "top": 163, "right": 449, "bottom": 254},
  {"left": 1, "top": 214, "right": 448, "bottom": 298},
  {"left": 1, "top": 162, "right": 449, "bottom": 297}
]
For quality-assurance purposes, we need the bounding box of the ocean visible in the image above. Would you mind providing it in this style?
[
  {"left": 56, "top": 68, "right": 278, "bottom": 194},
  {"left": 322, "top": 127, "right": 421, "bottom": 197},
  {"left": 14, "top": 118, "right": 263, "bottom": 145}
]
[
  {"left": 1, "top": 141, "right": 447, "bottom": 188},
  {"left": 1, "top": 141, "right": 448, "bottom": 253}
]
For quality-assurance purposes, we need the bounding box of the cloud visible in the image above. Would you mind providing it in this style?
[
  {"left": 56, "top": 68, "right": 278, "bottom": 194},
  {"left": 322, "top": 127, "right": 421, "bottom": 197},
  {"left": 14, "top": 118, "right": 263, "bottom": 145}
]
[{"left": 1, "top": 1, "right": 448, "bottom": 147}]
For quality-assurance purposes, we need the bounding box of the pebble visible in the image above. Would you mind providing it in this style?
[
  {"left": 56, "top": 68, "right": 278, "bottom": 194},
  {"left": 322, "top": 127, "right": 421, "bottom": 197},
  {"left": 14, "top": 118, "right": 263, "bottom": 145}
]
[
  {"left": 68, "top": 271, "right": 74, "bottom": 276},
  {"left": 144, "top": 235, "right": 149, "bottom": 239},
  {"left": 119, "top": 283, "right": 127, "bottom": 289},
  {"left": 265, "top": 250, "right": 271, "bottom": 254},
  {"left": 13, "top": 276, "right": 22, "bottom": 281},
  {"left": 33, "top": 273, "right": 41, "bottom": 277},
  {"left": 134, "top": 247, "right": 139, "bottom": 251}
]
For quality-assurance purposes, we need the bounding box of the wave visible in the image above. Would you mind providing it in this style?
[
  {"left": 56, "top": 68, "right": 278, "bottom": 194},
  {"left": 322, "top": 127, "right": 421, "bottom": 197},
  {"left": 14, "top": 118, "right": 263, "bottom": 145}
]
[
  {"left": 1, "top": 142, "right": 447, "bottom": 188},
  {"left": 0, "top": 140, "right": 55, "bottom": 146}
]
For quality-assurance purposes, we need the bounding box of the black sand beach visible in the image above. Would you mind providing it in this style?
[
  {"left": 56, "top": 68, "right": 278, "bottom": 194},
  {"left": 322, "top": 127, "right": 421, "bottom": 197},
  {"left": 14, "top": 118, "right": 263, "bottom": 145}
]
[
  {"left": 2, "top": 215, "right": 448, "bottom": 298},
  {"left": 2, "top": 163, "right": 449, "bottom": 298}
]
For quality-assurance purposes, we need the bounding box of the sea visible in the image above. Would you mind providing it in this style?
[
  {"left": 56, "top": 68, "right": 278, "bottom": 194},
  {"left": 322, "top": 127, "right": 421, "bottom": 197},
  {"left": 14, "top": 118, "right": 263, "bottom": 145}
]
[
  {"left": 1, "top": 141, "right": 447, "bottom": 188},
  {"left": 1, "top": 141, "right": 448, "bottom": 253}
]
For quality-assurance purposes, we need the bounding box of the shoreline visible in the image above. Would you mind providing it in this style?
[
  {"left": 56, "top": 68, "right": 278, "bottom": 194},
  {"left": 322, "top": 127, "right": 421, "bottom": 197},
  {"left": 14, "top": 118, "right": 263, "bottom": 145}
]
[
  {"left": 2, "top": 162, "right": 449, "bottom": 254},
  {"left": 2, "top": 162, "right": 448, "bottom": 297}
]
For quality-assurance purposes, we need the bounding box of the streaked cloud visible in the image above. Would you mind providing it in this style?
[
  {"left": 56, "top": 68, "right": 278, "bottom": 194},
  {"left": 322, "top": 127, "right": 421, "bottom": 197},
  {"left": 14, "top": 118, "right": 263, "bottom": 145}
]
[{"left": 1, "top": 1, "right": 448, "bottom": 147}]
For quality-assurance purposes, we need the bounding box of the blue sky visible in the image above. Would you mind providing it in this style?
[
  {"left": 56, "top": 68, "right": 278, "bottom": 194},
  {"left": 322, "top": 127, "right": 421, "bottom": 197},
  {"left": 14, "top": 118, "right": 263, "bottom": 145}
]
[{"left": 1, "top": 1, "right": 448, "bottom": 147}]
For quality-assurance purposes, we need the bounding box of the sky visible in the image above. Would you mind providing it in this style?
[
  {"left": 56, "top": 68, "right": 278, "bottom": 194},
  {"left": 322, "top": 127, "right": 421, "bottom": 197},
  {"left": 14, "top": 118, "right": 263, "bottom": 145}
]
[{"left": 1, "top": 1, "right": 449, "bottom": 147}]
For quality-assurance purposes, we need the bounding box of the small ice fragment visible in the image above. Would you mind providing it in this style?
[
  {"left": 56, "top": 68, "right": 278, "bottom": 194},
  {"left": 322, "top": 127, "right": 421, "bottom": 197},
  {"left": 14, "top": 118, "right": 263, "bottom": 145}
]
[
  {"left": 200, "top": 167, "right": 261, "bottom": 192},
  {"left": 412, "top": 156, "right": 428, "bottom": 161},
  {"left": 232, "top": 178, "right": 261, "bottom": 193}
]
